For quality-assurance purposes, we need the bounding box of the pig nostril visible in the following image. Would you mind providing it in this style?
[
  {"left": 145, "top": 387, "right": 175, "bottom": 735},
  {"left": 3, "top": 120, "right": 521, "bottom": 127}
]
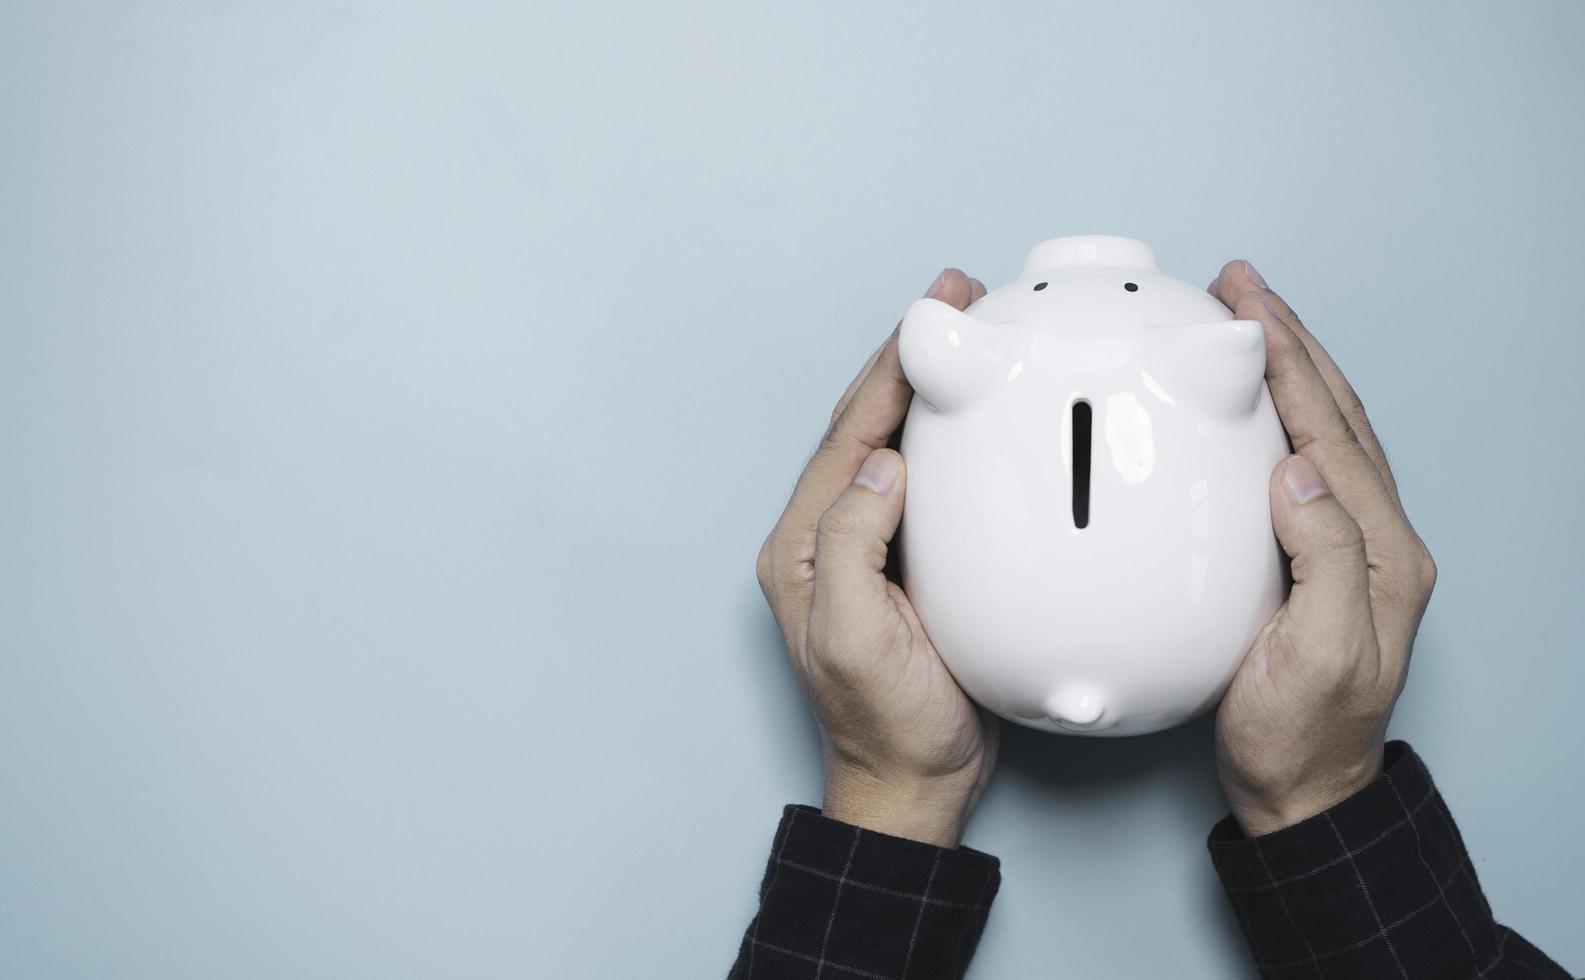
[
  {"left": 1124, "top": 282, "right": 1139, "bottom": 292},
  {"left": 1072, "top": 399, "right": 1092, "bottom": 529},
  {"left": 1033, "top": 281, "right": 1048, "bottom": 291}
]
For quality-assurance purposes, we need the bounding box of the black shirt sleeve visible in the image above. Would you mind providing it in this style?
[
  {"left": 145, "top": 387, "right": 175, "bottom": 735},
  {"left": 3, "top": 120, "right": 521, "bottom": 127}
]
[
  {"left": 1208, "top": 740, "right": 1575, "bottom": 978},
  {"left": 728, "top": 805, "right": 1000, "bottom": 980}
]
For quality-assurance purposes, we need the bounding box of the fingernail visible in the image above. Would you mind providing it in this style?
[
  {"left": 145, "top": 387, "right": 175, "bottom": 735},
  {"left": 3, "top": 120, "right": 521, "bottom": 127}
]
[
  {"left": 1243, "top": 260, "right": 1268, "bottom": 289},
  {"left": 1283, "top": 455, "right": 1329, "bottom": 504},
  {"left": 854, "top": 451, "right": 899, "bottom": 494},
  {"left": 925, "top": 269, "right": 949, "bottom": 298}
]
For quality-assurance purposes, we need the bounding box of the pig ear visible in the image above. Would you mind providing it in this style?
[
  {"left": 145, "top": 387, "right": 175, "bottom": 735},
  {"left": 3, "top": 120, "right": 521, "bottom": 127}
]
[
  {"left": 1143, "top": 319, "right": 1266, "bottom": 417},
  {"left": 899, "top": 299, "right": 1018, "bottom": 413}
]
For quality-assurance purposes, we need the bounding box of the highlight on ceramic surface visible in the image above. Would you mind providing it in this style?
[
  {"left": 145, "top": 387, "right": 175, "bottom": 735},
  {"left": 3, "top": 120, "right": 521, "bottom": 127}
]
[{"left": 898, "top": 236, "right": 1289, "bottom": 736}]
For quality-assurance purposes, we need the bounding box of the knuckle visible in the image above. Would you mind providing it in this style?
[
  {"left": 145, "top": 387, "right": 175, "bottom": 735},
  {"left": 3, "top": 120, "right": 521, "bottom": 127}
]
[
  {"left": 803, "top": 619, "right": 852, "bottom": 671},
  {"left": 1388, "top": 529, "right": 1439, "bottom": 583},
  {"left": 1323, "top": 423, "right": 1368, "bottom": 458},
  {"left": 1326, "top": 648, "right": 1380, "bottom": 699},
  {"left": 1262, "top": 325, "right": 1304, "bottom": 372},
  {"left": 810, "top": 616, "right": 900, "bottom": 674},
  {"left": 1319, "top": 513, "right": 1367, "bottom": 555},
  {"left": 816, "top": 501, "right": 865, "bottom": 540},
  {"left": 1412, "top": 541, "right": 1439, "bottom": 593},
  {"left": 756, "top": 531, "right": 813, "bottom": 601},
  {"left": 1301, "top": 429, "right": 1375, "bottom": 480},
  {"left": 1345, "top": 407, "right": 1381, "bottom": 452},
  {"left": 809, "top": 432, "right": 845, "bottom": 470},
  {"left": 1378, "top": 530, "right": 1437, "bottom": 600},
  {"left": 1337, "top": 380, "right": 1371, "bottom": 422},
  {"left": 755, "top": 536, "right": 777, "bottom": 593},
  {"left": 1289, "top": 417, "right": 1358, "bottom": 460}
]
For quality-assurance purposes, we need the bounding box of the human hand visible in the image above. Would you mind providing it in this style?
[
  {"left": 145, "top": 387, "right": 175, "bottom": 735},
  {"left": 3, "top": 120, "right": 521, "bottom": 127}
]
[
  {"left": 1211, "top": 261, "right": 1438, "bottom": 836},
  {"left": 756, "top": 269, "right": 996, "bottom": 848}
]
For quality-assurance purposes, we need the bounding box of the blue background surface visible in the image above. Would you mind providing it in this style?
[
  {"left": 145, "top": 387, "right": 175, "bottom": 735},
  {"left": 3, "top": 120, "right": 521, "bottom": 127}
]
[{"left": 2, "top": 2, "right": 1581, "bottom": 976}]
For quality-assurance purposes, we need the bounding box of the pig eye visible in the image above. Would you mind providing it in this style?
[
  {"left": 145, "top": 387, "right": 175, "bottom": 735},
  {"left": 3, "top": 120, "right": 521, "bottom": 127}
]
[
  {"left": 1123, "top": 282, "right": 1139, "bottom": 292},
  {"left": 1033, "top": 282, "right": 1048, "bottom": 291}
]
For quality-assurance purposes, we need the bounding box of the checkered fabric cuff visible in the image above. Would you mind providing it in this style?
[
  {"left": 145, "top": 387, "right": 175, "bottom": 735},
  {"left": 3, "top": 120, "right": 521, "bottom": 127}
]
[
  {"left": 1208, "top": 740, "right": 1573, "bottom": 979},
  {"left": 729, "top": 805, "right": 1000, "bottom": 980}
]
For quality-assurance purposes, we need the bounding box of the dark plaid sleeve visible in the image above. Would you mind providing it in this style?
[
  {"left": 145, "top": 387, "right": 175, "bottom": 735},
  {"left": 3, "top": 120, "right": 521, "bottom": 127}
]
[
  {"left": 728, "top": 805, "right": 1000, "bottom": 980},
  {"left": 1209, "top": 740, "right": 1576, "bottom": 979}
]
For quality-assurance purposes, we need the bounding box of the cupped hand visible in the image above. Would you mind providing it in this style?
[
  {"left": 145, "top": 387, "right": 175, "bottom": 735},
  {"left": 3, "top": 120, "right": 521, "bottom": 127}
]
[
  {"left": 1211, "top": 261, "right": 1438, "bottom": 836},
  {"left": 756, "top": 268, "right": 995, "bottom": 848}
]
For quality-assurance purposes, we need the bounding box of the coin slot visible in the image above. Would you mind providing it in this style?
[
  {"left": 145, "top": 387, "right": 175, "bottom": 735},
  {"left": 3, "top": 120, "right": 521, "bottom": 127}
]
[{"left": 1072, "top": 399, "right": 1092, "bottom": 529}]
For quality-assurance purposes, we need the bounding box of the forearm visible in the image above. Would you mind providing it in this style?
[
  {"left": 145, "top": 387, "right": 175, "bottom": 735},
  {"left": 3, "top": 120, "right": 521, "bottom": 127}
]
[
  {"left": 728, "top": 805, "right": 1000, "bottom": 980},
  {"left": 1209, "top": 741, "right": 1574, "bottom": 978}
]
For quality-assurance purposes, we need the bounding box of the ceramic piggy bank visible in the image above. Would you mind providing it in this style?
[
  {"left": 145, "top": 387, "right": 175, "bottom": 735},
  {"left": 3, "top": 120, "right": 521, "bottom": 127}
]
[{"left": 898, "top": 236, "right": 1289, "bottom": 736}]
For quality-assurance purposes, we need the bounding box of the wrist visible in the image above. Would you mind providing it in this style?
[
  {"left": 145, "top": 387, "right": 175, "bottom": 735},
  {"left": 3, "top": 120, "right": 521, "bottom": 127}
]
[
  {"left": 1225, "top": 755, "right": 1383, "bottom": 837},
  {"left": 822, "top": 762, "right": 978, "bottom": 848}
]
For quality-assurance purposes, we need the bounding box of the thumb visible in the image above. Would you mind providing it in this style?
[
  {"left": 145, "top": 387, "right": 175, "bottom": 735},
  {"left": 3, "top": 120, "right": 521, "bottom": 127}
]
[
  {"left": 1269, "top": 454, "right": 1376, "bottom": 669},
  {"left": 810, "top": 449, "right": 907, "bottom": 641}
]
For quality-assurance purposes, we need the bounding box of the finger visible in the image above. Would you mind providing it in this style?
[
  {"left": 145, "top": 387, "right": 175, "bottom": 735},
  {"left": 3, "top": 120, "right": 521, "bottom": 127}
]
[
  {"left": 968, "top": 277, "right": 987, "bottom": 304},
  {"left": 773, "top": 339, "right": 908, "bottom": 584},
  {"left": 1233, "top": 289, "right": 1406, "bottom": 547},
  {"left": 1267, "top": 455, "right": 1380, "bottom": 683},
  {"left": 929, "top": 268, "right": 976, "bottom": 311},
  {"left": 779, "top": 271, "right": 975, "bottom": 546},
  {"left": 1212, "top": 261, "right": 1402, "bottom": 510},
  {"left": 1234, "top": 285, "right": 1432, "bottom": 671},
  {"left": 761, "top": 270, "right": 972, "bottom": 641},
  {"left": 810, "top": 449, "right": 908, "bottom": 659},
  {"left": 827, "top": 331, "right": 893, "bottom": 432},
  {"left": 1219, "top": 267, "right": 1430, "bottom": 662}
]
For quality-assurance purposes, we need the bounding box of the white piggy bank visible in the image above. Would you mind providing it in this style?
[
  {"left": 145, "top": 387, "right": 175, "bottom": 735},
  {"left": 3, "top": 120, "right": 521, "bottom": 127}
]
[{"left": 898, "top": 236, "right": 1289, "bottom": 736}]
